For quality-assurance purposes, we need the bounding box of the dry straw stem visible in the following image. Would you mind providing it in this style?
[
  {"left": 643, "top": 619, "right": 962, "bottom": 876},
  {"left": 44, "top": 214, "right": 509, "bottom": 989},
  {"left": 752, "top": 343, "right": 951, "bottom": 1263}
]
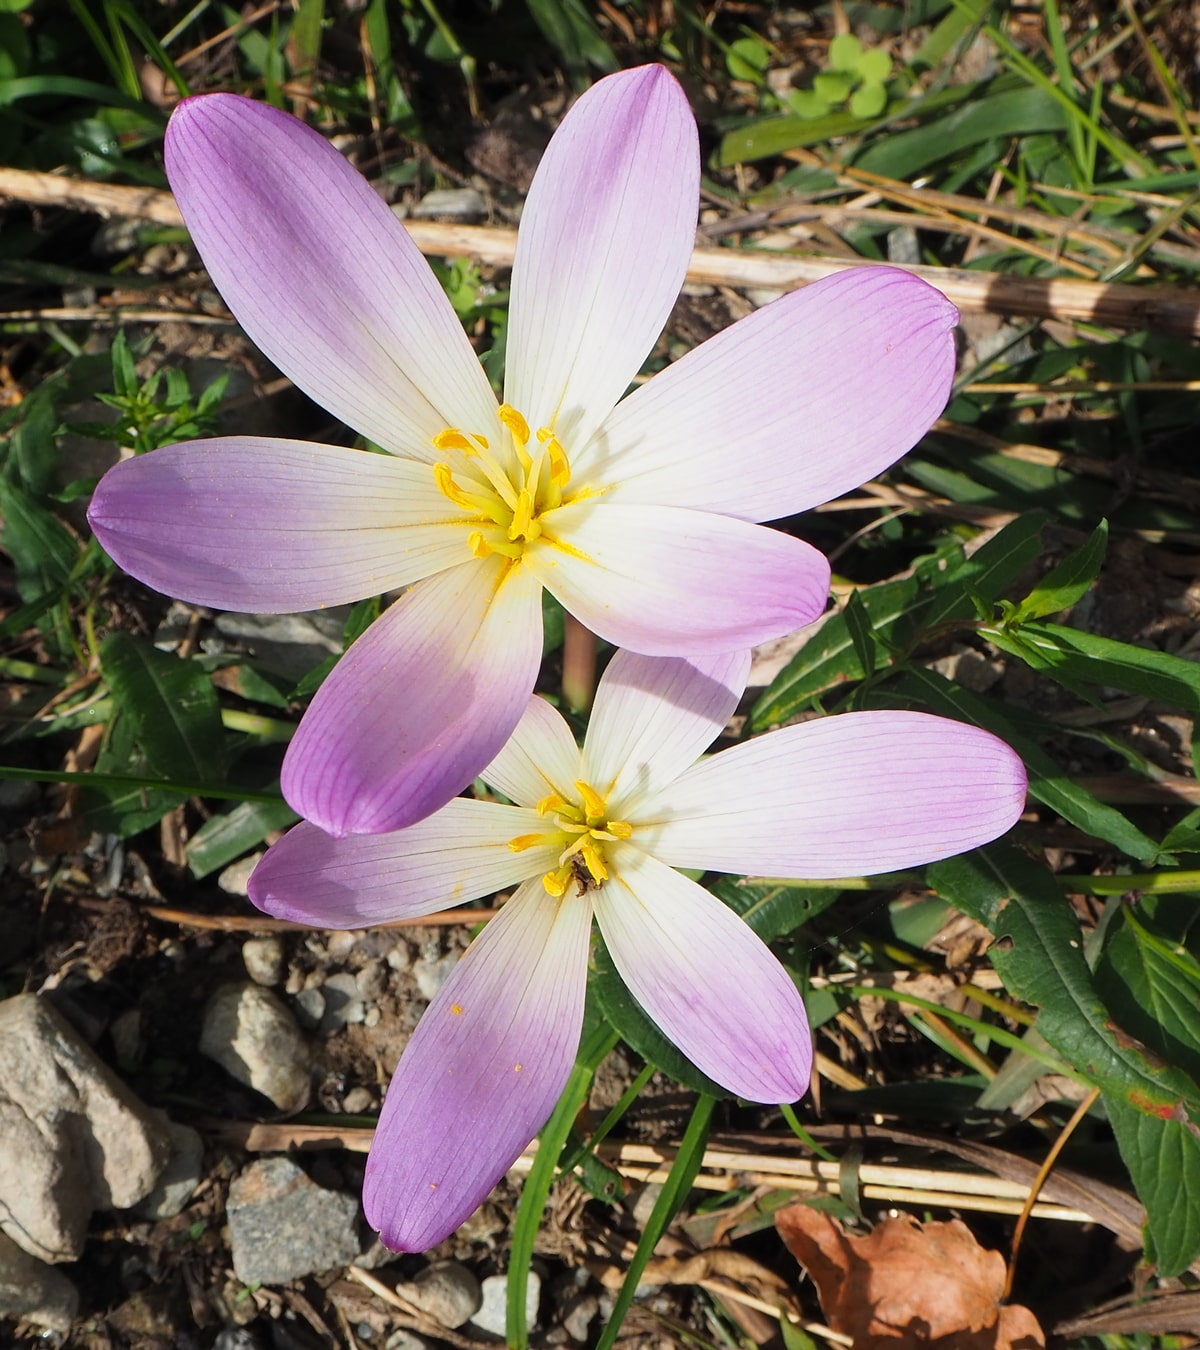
[
  {"left": 212, "top": 1121, "right": 1101, "bottom": 1226},
  {"left": 3, "top": 167, "right": 1200, "bottom": 337}
]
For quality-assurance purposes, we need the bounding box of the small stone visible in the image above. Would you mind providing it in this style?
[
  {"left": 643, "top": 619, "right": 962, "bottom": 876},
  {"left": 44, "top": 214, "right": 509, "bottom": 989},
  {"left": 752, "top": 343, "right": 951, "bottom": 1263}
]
[
  {"left": 411, "top": 187, "right": 488, "bottom": 223},
  {"left": 131, "top": 1115, "right": 203, "bottom": 1219},
  {"left": 0, "top": 993, "right": 172, "bottom": 1262},
  {"left": 243, "top": 935, "right": 285, "bottom": 986},
  {"left": 385, "top": 1332, "right": 434, "bottom": 1350},
  {"left": 292, "top": 987, "right": 326, "bottom": 1029},
  {"left": 227, "top": 1157, "right": 361, "bottom": 1286},
  {"left": 628, "top": 1182, "right": 662, "bottom": 1228},
  {"left": 363, "top": 1006, "right": 381, "bottom": 1028},
  {"left": 413, "top": 954, "right": 458, "bottom": 1001},
  {"left": 327, "top": 930, "right": 359, "bottom": 958},
  {"left": 470, "top": 1270, "right": 541, "bottom": 1338},
  {"left": 394, "top": 1260, "right": 481, "bottom": 1329},
  {"left": 561, "top": 1291, "right": 599, "bottom": 1342},
  {"left": 355, "top": 959, "right": 387, "bottom": 1001},
  {"left": 320, "top": 972, "right": 365, "bottom": 1033},
  {"left": 200, "top": 983, "right": 311, "bottom": 1112},
  {"left": 109, "top": 1007, "right": 143, "bottom": 1070},
  {"left": 385, "top": 943, "right": 411, "bottom": 973},
  {"left": 218, "top": 852, "right": 264, "bottom": 897},
  {"left": 0, "top": 1232, "right": 79, "bottom": 1331},
  {"left": 341, "top": 1087, "right": 373, "bottom": 1115}
]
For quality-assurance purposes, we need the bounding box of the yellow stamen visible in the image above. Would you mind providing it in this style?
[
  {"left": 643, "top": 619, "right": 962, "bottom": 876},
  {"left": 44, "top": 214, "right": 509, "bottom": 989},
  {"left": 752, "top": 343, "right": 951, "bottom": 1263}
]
[
  {"left": 543, "top": 871, "right": 567, "bottom": 898},
  {"left": 508, "top": 833, "right": 549, "bottom": 853},
  {"left": 434, "top": 463, "right": 477, "bottom": 510},
  {"left": 498, "top": 403, "right": 530, "bottom": 447},
  {"left": 468, "top": 531, "right": 492, "bottom": 559},
  {"left": 538, "top": 793, "right": 568, "bottom": 817},
  {"left": 580, "top": 839, "right": 608, "bottom": 883},
  {"left": 545, "top": 437, "right": 570, "bottom": 488},
  {"left": 433, "top": 429, "right": 481, "bottom": 453},
  {"left": 508, "top": 488, "right": 535, "bottom": 542},
  {"left": 575, "top": 780, "right": 607, "bottom": 821},
  {"left": 607, "top": 820, "right": 633, "bottom": 839}
]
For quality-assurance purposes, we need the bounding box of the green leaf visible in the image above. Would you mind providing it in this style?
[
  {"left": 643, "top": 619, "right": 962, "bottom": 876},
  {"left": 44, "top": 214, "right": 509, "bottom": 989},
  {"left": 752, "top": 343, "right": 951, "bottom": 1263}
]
[
  {"left": 930, "top": 845, "right": 1200, "bottom": 1275},
  {"left": 592, "top": 939, "right": 724, "bottom": 1098},
  {"left": 849, "top": 82, "right": 888, "bottom": 120},
  {"left": 727, "top": 35, "right": 770, "bottom": 83},
  {"left": 752, "top": 576, "right": 920, "bottom": 728},
  {"left": 1009, "top": 520, "right": 1108, "bottom": 622},
  {"left": 827, "top": 32, "right": 862, "bottom": 69},
  {"left": 186, "top": 799, "right": 299, "bottom": 879},
  {"left": 100, "top": 633, "right": 227, "bottom": 786},
  {"left": 0, "top": 478, "right": 77, "bottom": 602},
  {"left": 842, "top": 588, "right": 877, "bottom": 676},
  {"left": 709, "top": 875, "right": 842, "bottom": 941},
  {"left": 989, "top": 622, "right": 1200, "bottom": 715}
]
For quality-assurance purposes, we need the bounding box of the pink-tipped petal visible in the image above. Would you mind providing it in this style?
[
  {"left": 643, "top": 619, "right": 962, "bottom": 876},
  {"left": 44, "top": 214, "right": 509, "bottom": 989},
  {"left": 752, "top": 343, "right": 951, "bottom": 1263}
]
[
  {"left": 365, "top": 881, "right": 592, "bottom": 1251},
  {"left": 587, "top": 268, "right": 959, "bottom": 520},
  {"left": 480, "top": 695, "right": 582, "bottom": 809},
  {"left": 528, "top": 504, "right": 830, "bottom": 655},
  {"left": 639, "top": 711, "right": 1028, "bottom": 876},
  {"left": 582, "top": 649, "right": 751, "bottom": 815},
  {"left": 247, "top": 801, "right": 554, "bottom": 927},
  {"left": 595, "top": 847, "right": 812, "bottom": 1101},
  {"left": 87, "top": 438, "right": 466, "bottom": 611},
  {"left": 283, "top": 558, "right": 543, "bottom": 836},
  {"left": 505, "top": 66, "right": 699, "bottom": 454},
  {"left": 166, "top": 95, "right": 497, "bottom": 458}
]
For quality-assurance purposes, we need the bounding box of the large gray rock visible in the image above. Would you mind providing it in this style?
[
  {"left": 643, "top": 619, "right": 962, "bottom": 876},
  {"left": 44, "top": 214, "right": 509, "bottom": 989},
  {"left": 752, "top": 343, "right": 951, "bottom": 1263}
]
[
  {"left": 0, "top": 994, "right": 171, "bottom": 1262},
  {"left": 131, "top": 1114, "right": 204, "bottom": 1219},
  {"left": 227, "top": 1157, "right": 361, "bottom": 1285},
  {"left": 200, "top": 983, "right": 311, "bottom": 1112},
  {"left": 0, "top": 1231, "right": 79, "bottom": 1331}
]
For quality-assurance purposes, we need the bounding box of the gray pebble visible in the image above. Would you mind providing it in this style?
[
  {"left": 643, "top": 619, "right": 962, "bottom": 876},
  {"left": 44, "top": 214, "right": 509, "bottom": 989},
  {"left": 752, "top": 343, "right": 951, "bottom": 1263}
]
[
  {"left": 394, "top": 1260, "right": 481, "bottom": 1329},
  {"left": 292, "top": 987, "right": 326, "bottom": 1029},
  {"left": 0, "top": 1232, "right": 79, "bottom": 1331},
  {"left": 242, "top": 935, "right": 286, "bottom": 986},
  {"left": 131, "top": 1115, "right": 203, "bottom": 1219},
  {"left": 469, "top": 1269, "right": 541, "bottom": 1339},
  {"left": 200, "top": 983, "right": 311, "bottom": 1112},
  {"left": 320, "top": 972, "right": 365, "bottom": 1033},
  {"left": 413, "top": 954, "right": 458, "bottom": 1001}
]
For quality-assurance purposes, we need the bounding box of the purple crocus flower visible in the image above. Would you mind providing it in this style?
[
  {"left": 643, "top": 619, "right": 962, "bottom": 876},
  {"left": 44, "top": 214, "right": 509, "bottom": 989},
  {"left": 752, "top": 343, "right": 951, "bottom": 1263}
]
[
  {"left": 87, "top": 65, "right": 960, "bottom": 838},
  {"left": 249, "top": 648, "right": 1027, "bottom": 1252}
]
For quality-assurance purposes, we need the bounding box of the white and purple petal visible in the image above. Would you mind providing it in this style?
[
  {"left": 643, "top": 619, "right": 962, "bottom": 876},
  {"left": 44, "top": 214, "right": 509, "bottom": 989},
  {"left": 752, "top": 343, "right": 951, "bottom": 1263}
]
[
  {"left": 480, "top": 695, "right": 582, "bottom": 809},
  {"left": 283, "top": 557, "right": 543, "bottom": 836},
  {"left": 246, "top": 800, "right": 554, "bottom": 927},
  {"left": 638, "top": 711, "right": 1028, "bottom": 876},
  {"left": 527, "top": 503, "right": 830, "bottom": 655},
  {"left": 166, "top": 94, "right": 497, "bottom": 459},
  {"left": 582, "top": 648, "right": 751, "bottom": 816},
  {"left": 595, "top": 847, "right": 811, "bottom": 1102},
  {"left": 504, "top": 65, "right": 698, "bottom": 454},
  {"left": 87, "top": 438, "right": 465, "bottom": 611},
  {"left": 365, "top": 881, "right": 592, "bottom": 1251},
  {"left": 587, "top": 268, "right": 959, "bottom": 520}
]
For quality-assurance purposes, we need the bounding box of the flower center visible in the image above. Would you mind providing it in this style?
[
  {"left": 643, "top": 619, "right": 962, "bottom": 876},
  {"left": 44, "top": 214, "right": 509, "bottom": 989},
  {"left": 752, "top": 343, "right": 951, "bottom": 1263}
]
[
  {"left": 507, "top": 779, "right": 633, "bottom": 898},
  {"left": 432, "top": 404, "right": 572, "bottom": 561}
]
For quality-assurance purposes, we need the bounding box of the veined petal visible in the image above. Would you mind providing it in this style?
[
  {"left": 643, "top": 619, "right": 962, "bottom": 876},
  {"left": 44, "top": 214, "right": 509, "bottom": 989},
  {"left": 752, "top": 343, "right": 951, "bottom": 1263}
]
[
  {"left": 504, "top": 66, "right": 698, "bottom": 455},
  {"left": 480, "top": 695, "right": 582, "bottom": 809},
  {"left": 586, "top": 268, "right": 959, "bottom": 520},
  {"left": 638, "top": 711, "right": 1028, "bottom": 876},
  {"left": 582, "top": 648, "right": 751, "bottom": 817},
  {"left": 283, "top": 557, "right": 544, "bottom": 836},
  {"left": 87, "top": 438, "right": 466, "bottom": 611},
  {"left": 166, "top": 95, "right": 497, "bottom": 459},
  {"left": 247, "top": 800, "right": 555, "bottom": 927},
  {"left": 528, "top": 503, "right": 830, "bottom": 655},
  {"left": 365, "top": 881, "right": 592, "bottom": 1251},
  {"left": 595, "top": 847, "right": 811, "bottom": 1102}
]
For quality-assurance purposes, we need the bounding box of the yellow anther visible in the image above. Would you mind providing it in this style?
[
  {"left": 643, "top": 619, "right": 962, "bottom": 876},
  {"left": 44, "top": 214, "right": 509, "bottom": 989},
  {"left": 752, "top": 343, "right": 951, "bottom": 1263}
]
[
  {"left": 498, "top": 404, "right": 530, "bottom": 447},
  {"left": 536, "top": 426, "right": 555, "bottom": 442},
  {"left": 433, "top": 428, "right": 477, "bottom": 453},
  {"left": 608, "top": 820, "right": 633, "bottom": 839},
  {"left": 545, "top": 437, "right": 571, "bottom": 488},
  {"left": 468, "top": 531, "right": 492, "bottom": 559},
  {"left": 507, "top": 832, "right": 548, "bottom": 853},
  {"left": 575, "top": 780, "right": 608, "bottom": 822},
  {"left": 537, "top": 793, "right": 567, "bottom": 817},
  {"left": 543, "top": 870, "right": 567, "bottom": 898},
  {"left": 508, "top": 488, "right": 535, "bottom": 542},
  {"left": 434, "top": 463, "right": 476, "bottom": 510}
]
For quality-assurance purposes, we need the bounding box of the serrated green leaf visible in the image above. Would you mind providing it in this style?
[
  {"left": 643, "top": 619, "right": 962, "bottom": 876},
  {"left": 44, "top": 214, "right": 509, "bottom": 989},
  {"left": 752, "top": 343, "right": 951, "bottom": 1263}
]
[
  {"left": 101, "top": 632, "right": 227, "bottom": 786},
  {"left": 186, "top": 798, "right": 299, "bottom": 879},
  {"left": 709, "top": 875, "right": 842, "bottom": 941},
  {"left": 929, "top": 844, "right": 1200, "bottom": 1274},
  {"left": 1010, "top": 520, "right": 1108, "bottom": 622},
  {"left": 592, "top": 939, "right": 724, "bottom": 1097},
  {"left": 989, "top": 622, "right": 1200, "bottom": 714}
]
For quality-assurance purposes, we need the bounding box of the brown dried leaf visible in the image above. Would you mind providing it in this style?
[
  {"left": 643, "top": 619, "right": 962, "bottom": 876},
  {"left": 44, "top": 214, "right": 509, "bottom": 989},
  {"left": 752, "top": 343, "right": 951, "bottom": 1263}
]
[{"left": 776, "top": 1206, "right": 1044, "bottom": 1349}]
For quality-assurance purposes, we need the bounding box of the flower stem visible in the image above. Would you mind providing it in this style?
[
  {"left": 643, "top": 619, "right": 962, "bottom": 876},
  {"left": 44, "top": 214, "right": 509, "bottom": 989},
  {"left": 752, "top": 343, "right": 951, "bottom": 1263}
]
[{"left": 561, "top": 613, "right": 597, "bottom": 714}]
